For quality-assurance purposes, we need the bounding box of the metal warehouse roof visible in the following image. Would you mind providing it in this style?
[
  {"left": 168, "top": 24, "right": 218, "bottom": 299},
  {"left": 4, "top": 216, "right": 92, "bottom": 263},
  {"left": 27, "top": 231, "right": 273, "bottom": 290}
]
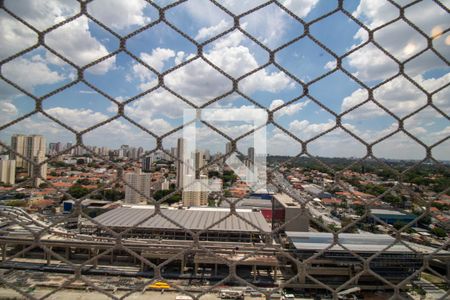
[
  {"left": 286, "top": 232, "right": 450, "bottom": 255},
  {"left": 286, "top": 232, "right": 413, "bottom": 253},
  {"left": 93, "top": 207, "right": 271, "bottom": 233},
  {"left": 370, "top": 209, "right": 410, "bottom": 216}
]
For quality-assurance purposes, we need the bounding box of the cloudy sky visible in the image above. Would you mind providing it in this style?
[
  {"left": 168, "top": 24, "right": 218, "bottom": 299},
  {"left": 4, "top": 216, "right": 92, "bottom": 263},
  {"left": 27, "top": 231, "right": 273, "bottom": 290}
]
[{"left": 0, "top": 0, "right": 449, "bottom": 160}]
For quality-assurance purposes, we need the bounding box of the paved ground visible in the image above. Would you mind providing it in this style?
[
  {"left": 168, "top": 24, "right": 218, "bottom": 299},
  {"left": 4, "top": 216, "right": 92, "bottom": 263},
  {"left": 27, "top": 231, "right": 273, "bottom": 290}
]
[{"left": 0, "top": 287, "right": 224, "bottom": 300}]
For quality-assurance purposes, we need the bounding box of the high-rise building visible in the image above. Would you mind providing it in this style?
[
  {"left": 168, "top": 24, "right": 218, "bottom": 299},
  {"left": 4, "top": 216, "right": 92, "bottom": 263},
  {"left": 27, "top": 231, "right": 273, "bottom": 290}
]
[
  {"left": 129, "top": 147, "right": 138, "bottom": 160},
  {"left": 74, "top": 145, "right": 86, "bottom": 156},
  {"left": 48, "top": 143, "right": 58, "bottom": 155},
  {"left": 170, "top": 147, "right": 177, "bottom": 161},
  {"left": 26, "top": 135, "right": 47, "bottom": 187},
  {"left": 247, "top": 147, "right": 255, "bottom": 167},
  {"left": 195, "top": 151, "right": 205, "bottom": 178},
  {"left": 0, "top": 157, "right": 15, "bottom": 185},
  {"left": 31, "top": 151, "right": 47, "bottom": 187},
  {"left": 124, "top": 170, "right": 152, "bottom": 204},
  {"left": 182, "top": 175, "right": 209, "bottom": 207},
  {"left": 224, "top": 142, "right": 233, "bottom": 164},
  {"left": 141, "top": 156, "right": 153, "bottom": 172},
  {"left": 137, "top": 147, "right": 144, "bottom": 159},
  {"left": 10, "top": 134, "right": 26, "bottom": 168},
  {"left": 176, "top": 138, "right": 186, "bottom": 188},
  {"left": 204, "top": 150, "right": 210, "bottom": 162},
  {"left": 100, "top": 146, "right": 109, "bottom": 157},
  {"left": 11, "top": 135, "right": 47, "bottom": 187},
  {"left": 226, "top": 142, "right": 232, "bottom": 155}
]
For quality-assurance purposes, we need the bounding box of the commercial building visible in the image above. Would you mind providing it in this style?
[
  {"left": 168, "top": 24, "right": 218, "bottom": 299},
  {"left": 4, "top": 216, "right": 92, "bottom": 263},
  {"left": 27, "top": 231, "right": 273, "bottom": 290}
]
[
  {"left": 370, "top": 208, "right": 417, "bottom": 225},
  {"left": 282, "top": 232, "right": 449, "bottom": 289},
  {"left": 0, "top": 157, "right": 15, "bottom": 185},
  {"left": 182, "top": 174, "right": 209, "bottom": 206},
  {"left": 272, "top": 193, "right": 309, "bottom": 232},
  {"left": 82, "top": 206, "right": 271, "bottom": 243},
  {"left": 1, "top": 205, "right": 278, "bottom": 281},
  {"left": 220, "top": 197, "right": 272, "bottom": 220},
  {"left": 124, "top": 170, "right": 152, "bottom": 204}
]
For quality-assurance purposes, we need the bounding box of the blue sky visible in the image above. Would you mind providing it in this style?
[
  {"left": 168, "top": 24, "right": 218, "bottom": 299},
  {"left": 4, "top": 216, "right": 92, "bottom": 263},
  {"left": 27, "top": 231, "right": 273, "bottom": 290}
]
[{"left": 0, "top": 0, "right": 449, "bottom": 160}]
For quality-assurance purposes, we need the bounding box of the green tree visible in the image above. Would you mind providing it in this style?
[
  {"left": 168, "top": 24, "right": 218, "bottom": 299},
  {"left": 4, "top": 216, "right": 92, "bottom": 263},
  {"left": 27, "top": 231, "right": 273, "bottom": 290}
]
[
  {"left": 431, "top": 227, "right": 447, "bottom": 238},
  {"left": 4, "top": 200, "right": 27, "bottom": 207},
  {"left": 68, "top": 184, "right": 90, "bottom": 198},
  {"left": 76, "top": 178, "right": 92, "bottom": 185},
  {"left": 208, "top": 171, "right": 220, "bottom": 178},
  {"left": 39, "top": 182, "right": 49, "bottom": 188},
  {"left": 393, "top": 221, "right": 407, "bottom": 230},
  {"left": 153, "top": 190, "right": 181, "bottom": 204}
]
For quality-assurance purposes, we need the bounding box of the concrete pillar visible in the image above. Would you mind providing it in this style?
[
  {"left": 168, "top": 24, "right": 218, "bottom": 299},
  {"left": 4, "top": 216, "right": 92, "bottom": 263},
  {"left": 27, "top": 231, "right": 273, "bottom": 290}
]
[
  {"left": 46, "top": 247, "right": 52, "bottom": 265},
  {"left": 194, "top": 263, "right": 199, "bottom": 276},
  {"left": 2, "top": 244, "right": 6, "bottom": 261},
  {"left": 140, "top": 260, "right": 144, "bottom": 272},
  {"left": 215, "top": 263, "right": 218, "bottom": 276},
  {"left": 252, "top": 265, "right": 257, "bottom": 281},
  {"left": 273, "top": 267, "right": 277, "bottom": 280},
  {"left": 180, "top": 258, "right": 185, "bottom": 274},
  {"left": 447, "top": 260, "right": 450, "bottom": 280},
  {"left": 93, "top": 249, "right": 98, "bottom": 268}
]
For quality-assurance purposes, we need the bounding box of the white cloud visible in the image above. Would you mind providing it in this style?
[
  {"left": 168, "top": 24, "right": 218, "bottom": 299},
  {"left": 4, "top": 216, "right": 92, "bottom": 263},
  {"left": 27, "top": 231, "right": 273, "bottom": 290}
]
[
  {"left": 87, "top": 0, "right": 151, "bottom": 30},
  {"left": 219, "top": 0, "right": 268, "bottom": 15},
  {"left": 164, "top": 58, "right": 232, "bottom": 105},
  {"left": 0, "top": 12, "right": 37, "bottom": 59},
  {"left": 239, "top": 67, "right": 294, "bottom": 94},
  {"left": 125, "top": 88, "right": 189, "bottom": 120},
  {"left": 342, "top": 74, "right": 450, "bottom": 118},
  {"left": 45, "top": 17, "right": 115, "bottom": 74},
  {"left": 45, "top": 107, "right": 109, "bottom": 131},
  {"left": 345, "top": 43, "right": 398, "bottom": 82},
  {"left": 288, "top": 119, "right": 335, "bottom": 140},
  {"left": 353, "top": 0, "right": 399, "bottom": 31},
  {"left": 1, "top": 1, "right": 115, "bottom": 75},
  {"left": 270, "top": 99, "right": 310, "bottom": 116},
  {"left": 4, "top": 0, "right": 78, "bottom": 31},
  {"left": 2, "top": 56, "right": 66, "bottom": 91},
  {"left": 277, "top": 0, "right": 319, "bottom": 18},
  {"left": 195, "top": 19, "right": 231, "bottom": 40},
  {"left": 0, "top": 101, "right": 18, "bottom": 123},
  {"left": 348, "top": 0, "right": 450, "bottom": 81},
  {"left": 140, "top": 48, "right": 175, "bottom": 72}
]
